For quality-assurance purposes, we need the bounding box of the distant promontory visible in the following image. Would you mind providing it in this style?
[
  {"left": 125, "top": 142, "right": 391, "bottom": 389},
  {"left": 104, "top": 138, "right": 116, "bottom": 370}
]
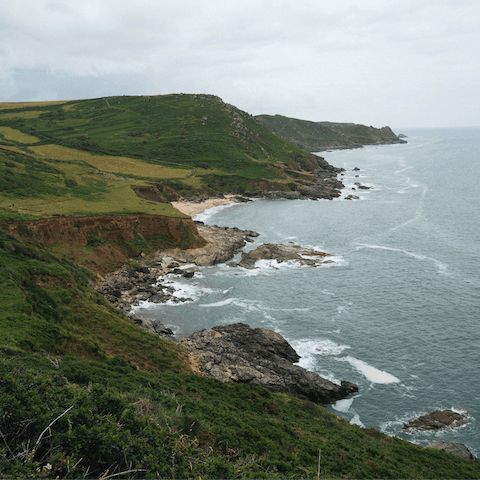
[{"left": 256, "top": 114, "right": 407, "bottom": 152}]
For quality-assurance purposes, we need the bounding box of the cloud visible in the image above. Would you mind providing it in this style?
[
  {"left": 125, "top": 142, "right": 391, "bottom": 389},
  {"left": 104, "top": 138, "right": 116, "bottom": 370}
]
[{"left": 1, "top": 0, "right": 479, "bottom": 127}]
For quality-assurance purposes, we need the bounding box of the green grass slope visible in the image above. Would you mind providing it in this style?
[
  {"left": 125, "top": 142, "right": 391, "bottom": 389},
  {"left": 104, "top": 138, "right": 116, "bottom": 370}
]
[
  {"left": 1, "top": 232, "right": 479, "bottom": 479},
  {"left": 0, "top": 95, "right": 325, "bottom": 221},
  {"left": 256, "top": 114, "right": 406, "bottom": 152}
]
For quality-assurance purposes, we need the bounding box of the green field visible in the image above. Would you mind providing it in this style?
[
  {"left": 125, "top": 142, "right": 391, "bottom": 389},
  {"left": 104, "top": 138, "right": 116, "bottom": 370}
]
[{"left": 0, "top": 95, "right": 321, "bottom": 221}]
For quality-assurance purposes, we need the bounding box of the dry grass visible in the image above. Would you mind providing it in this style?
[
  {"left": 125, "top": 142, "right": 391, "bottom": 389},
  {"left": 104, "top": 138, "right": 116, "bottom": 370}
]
[
  {"left": 31, "top": 144, "right": 191, "bottom": 178},
  {"left": 0, "top": 144, "right": 26, "bottom": 154},
  {"left": 0, "top": 100, "right": 68, "bottom": 109},
  {"left": 0, "top": 110, "right": 43, "bottom": 120},
  {"left": 7, "top": 179, "right": 183, "bottom": 218},
  {"left": 0, "top": 126, "right": 40, "bottom": 144}
]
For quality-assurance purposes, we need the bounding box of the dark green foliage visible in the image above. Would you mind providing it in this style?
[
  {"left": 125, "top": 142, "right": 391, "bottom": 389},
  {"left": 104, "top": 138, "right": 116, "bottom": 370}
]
[
  {"left": 21, "top": 279, "right": 60, "bottom": 322},
  {"left": 0, "top": 150, "right": 109, "bottom": 214},
  {"left": 1, "top": 356, "right": 479, "bottom": 479},
  {"left": 0, "top": 95, "right": 322, "bottom": 202},
  {"left": 0, "top": 150, "right": 66, "bottom": 199}
]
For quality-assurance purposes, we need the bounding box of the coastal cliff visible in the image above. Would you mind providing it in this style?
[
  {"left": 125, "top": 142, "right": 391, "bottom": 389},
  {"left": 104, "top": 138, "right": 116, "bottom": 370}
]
[
  {"left": 0, "top": 214, "right": 205, "bottom": 275},
  {"left": 256, "top": 114, "right": 407, "bottom": 151}
]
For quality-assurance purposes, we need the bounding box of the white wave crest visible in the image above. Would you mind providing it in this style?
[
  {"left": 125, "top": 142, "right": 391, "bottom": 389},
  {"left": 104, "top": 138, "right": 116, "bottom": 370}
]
[
  {"left": 336, "top": 356, "right": 400, "bottom": 384},
  {"left": 355, "top": 243, "right": 447, "bottom": 274}
]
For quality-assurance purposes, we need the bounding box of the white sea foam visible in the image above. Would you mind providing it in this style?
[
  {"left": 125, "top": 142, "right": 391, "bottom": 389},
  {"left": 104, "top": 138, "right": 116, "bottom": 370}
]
[
  {"left": 290, "top": 338, "right": 351, "bottom": 372},
  {"left": 332, "top": 398, "right": 354, "bottom": 413},
  {"left": 200, "top": 298, "right": 238, "bottom": 307},
  {"left": 395, "top": 166, "right": 414, "bottom": 174},
  {"left": 131, "top": 277, "right": 217, "bottom": 310},
  {"left": 350, "top": 414, "right": 365, "bottom": 427},
  {"left": 321, "top": 255, "right": 347, "bottom": 267},
  {"left": 336, "top": 356, "right": 400, "bottom": 384},
  {"left": 193, "top": 202, "right": 238, "bottom": 222},
  {"left": 292, "top": 344, "right": 343, "bottom": 385},
  {"left": 355, "top": 243, "right": 447, "bottom": 274}
]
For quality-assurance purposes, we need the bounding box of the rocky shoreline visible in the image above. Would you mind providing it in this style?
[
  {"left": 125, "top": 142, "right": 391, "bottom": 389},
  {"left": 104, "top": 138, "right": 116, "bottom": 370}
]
[
  {"left": 94, "top": 200, "right": 476, "bottom": 457},
  {"left": 179, "top": 323, "right": 359, "bottom": 405},
  {"left": 94, "top": 221, "right": 361, "bottom": 405}
]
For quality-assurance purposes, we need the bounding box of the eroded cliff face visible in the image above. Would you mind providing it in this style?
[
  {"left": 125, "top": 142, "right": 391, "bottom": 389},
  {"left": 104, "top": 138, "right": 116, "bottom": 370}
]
[{"left": 1, "top": 214, "right": 205, "bottom": 276}]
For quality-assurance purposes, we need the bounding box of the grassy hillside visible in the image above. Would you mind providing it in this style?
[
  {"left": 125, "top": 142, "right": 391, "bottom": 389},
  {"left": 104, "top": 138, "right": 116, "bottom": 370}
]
[
  {"left": 2, "top": 232, "right": 479, "bottom": 479},
  {"left": 256, "top": 114, "right": 406, "bottom": 152},
  {"left": 0, "top": 95, "right": 324, "bottom": 221},
  {"left": 1, "top": 96, "right": 478, "bottom": 478}
]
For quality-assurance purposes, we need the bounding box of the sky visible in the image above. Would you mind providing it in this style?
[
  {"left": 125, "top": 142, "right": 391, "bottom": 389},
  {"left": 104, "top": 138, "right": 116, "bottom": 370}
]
[{"left": 1, "top": 0, "right": 480, "bottom": 129}]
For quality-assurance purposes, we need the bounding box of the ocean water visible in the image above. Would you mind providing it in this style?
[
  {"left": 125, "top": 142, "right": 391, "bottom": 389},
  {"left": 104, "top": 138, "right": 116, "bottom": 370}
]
[{"left": 134, "top": 128, "right": 480, "bottom": 455}]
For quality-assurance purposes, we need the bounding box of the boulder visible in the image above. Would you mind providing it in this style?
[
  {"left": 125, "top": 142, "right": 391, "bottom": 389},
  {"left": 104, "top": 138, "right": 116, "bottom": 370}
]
[
  {"left": 426, "top": 440, "right": 474, "bottom": 460},
  {"left": 127, "top": 313, "right": 174, "bottom": 338},
  {"left": 402, "top": 409, "right": 470, "bottom": 432},
  {"left": 237, "top": 243, "right": 329, "bottom": 269},
  {"left": 179, "top": 323, "right": 358, "bottom": 404}
]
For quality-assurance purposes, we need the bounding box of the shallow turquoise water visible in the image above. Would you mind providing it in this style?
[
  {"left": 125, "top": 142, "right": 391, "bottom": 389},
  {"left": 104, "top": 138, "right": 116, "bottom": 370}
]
[{"left": 135, "top": 128, "right": 480, "bottom": 455}]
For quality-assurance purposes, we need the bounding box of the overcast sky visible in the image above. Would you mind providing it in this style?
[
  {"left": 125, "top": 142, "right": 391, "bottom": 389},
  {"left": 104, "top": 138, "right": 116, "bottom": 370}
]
[{"left": 1, "top": 0, "right": 479, "bottom": 129}]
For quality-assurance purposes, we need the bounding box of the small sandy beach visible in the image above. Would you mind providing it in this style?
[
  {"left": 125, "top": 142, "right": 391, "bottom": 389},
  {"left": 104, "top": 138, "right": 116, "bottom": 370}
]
[{"left": 171, "top": 195, "right": 239, "bottom": 217}]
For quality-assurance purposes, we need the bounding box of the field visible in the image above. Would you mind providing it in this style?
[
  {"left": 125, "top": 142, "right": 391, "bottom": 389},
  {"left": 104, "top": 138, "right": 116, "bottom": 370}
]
[{"left": 0, "top": 95, "right": 321, "bottom": 221}]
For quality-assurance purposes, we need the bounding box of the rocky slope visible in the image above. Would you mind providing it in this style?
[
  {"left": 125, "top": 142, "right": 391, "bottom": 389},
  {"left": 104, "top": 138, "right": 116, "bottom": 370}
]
[
  {"left": 179, "top": 323, "right": 359, "bottom": 404},
  {"left": 94, "top": 223, "right": 259, "bottom": 311},
  {"left": 0, "top": 214, "right": 205, "bottom": 275}
]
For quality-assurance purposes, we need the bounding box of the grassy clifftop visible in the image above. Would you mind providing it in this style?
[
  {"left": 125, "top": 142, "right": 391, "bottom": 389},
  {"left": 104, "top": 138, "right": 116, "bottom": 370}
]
[{"left": 0, "top": 95, "right": 326, "bottom": 220}]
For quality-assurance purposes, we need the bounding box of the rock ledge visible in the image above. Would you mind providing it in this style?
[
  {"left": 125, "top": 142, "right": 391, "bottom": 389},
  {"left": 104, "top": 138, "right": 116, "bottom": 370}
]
[{"left": 179, "top": 322, "right": 358, "bottom": 405}]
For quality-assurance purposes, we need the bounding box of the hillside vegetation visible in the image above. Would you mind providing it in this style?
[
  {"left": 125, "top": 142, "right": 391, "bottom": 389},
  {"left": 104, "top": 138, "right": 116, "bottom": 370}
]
[
  {"left": 0, "top": 95, "right": 325, "bottom": 221},
  {"left": 1, "top": 95, "right": 478, "bottom": 479},
  {"left": 256, "top": 114, "right": 406, "bottom": 152}
]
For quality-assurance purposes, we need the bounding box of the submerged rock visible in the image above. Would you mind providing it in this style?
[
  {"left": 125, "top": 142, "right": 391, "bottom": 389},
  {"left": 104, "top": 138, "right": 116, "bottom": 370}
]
[{"left": 179, "top": 322, "right": 358, "bottom": 404}]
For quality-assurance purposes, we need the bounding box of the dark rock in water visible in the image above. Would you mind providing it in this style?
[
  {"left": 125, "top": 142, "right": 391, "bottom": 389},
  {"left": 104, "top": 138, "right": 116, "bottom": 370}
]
[
  {"left": 182, "top": 271, "right": 195, "bottom": 278},
  {"left": 402, "top": 409, "right": 470, "bottom": 432},
  {"left": 237, "top": 243, "right": 329, "bottom": 269},
  {"left": 179, "top": 323, "right": 358, "bottom": 404},
  {"left": 353, "top": 167, "right": 361, "bottom": 171},
  {"left": 426, "top": 440, "right": 474, "bottom": 460}
]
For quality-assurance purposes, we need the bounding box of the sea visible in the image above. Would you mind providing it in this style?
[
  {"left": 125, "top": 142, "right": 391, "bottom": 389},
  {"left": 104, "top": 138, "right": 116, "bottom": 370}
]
[{"left": 133, "top": 128, "right": 480, "bottom": 455}]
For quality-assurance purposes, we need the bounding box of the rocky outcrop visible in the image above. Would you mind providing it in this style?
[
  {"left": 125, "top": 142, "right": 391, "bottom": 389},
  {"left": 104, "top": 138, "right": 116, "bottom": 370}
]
[
  {"left": 426, "top": 440, "right": 474, "bottom": 460},
  {"left": 236, "top": 243, "right": 331, "bottom": 269},
  {"left": 94, "top": 224, "right": 260, "bottom": 311},
  {"left": 127, "top": 313, "right": 174, "bottom": 338},
  {"left": 402, "top": 409, "right": 470, "bottom": 432},
  {"left": 152, "top": 223, "right": 260, "bottom": 267},
  {"left": 179, "top": 323, "right": 358, "bottom": 404}
]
